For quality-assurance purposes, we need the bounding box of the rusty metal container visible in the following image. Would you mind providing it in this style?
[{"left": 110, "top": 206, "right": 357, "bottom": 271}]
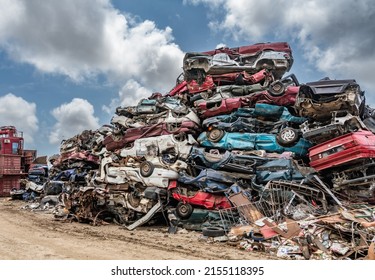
[
  {"left": 0, "top": 155, "right": 22, "bottom": 175},
  {"left": 0, "top": 175, "right": 21, "bottom": 196}
]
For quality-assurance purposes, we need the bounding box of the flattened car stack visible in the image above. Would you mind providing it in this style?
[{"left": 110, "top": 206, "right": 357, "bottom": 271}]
[{"left": 33, "top": 42, "right": 375, "bottom": 259}]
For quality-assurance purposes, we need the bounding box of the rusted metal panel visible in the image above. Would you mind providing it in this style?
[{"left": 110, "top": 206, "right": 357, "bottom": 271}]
[
  {"left": 0, "top": 155, "right": 22, "bottom": 175},
  {"left": 0, "top": 175, "right": 21, "bottom": 196},
  {"left": 22, "top": 149, "right": 37, "bottom": 165}
]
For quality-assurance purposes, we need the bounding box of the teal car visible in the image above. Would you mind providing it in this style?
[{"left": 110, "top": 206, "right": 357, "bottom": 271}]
[
  {"left": 197, "top": 131, "right": 312, "bottom": 157},
  {"left": 202, "top": 104, "right": 306, "bottom": 145}
]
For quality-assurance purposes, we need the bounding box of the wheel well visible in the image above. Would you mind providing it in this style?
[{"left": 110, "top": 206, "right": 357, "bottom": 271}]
[{"left": 256, "top": 59, "right": 275, "bottom": 69}]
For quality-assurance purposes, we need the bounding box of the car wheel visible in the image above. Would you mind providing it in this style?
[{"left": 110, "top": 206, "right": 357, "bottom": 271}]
[
  {"left": 276, "top": 127, "right": 299, "bottom": 147},
  {"left": 268, "top": 81, "right": 285, "bottom": 96},
  {"left": 202, "top": 226, "right": 225, "bottom": 237},
  {"left": 207, "top": 128, "right": 224, "bottom": 142},
  {"left": 175, "top": 202, "right": 193, "bottom": 220},
  {"left": 140, "top": 161, "right": 154, "bottom": 177}
]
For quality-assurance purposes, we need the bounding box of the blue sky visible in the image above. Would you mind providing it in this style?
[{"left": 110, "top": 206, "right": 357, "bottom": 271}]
[{"left": 0, "top": 0, "right": 374, "bottom": 157}]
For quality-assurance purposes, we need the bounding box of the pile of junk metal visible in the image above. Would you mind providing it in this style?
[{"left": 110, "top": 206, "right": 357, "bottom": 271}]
[{"left": 19, "top": 42, "right": 375, "bottom": 260}]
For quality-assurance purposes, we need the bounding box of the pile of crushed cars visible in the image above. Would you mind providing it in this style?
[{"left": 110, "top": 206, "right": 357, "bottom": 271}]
[{"left": 20, "top": 42, "right": 375, "bottom": 260}]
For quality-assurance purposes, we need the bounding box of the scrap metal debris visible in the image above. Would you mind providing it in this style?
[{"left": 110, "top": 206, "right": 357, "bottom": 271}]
[{"left": 18, "top": 41, "right": 375, "bottom": 260}]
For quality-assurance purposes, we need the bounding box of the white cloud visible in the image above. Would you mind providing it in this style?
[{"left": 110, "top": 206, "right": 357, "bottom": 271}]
[
  {"left": 49, "top": 98, "right": 100, "bottom": 144},
  {"left": 0, "top": 93, "right": 38, "bottom": 144},
  {"left": 102, "top": 79, "right": 152, "bottom": 114},
  {"left": 215, "top": 43, "right": 226, "bottom": 49},
  {"left": 185, "top": 0, "right": 375, "bottom": 105},
  {"left": 0, "top": 0, "right": 184, "bottom": 93}
]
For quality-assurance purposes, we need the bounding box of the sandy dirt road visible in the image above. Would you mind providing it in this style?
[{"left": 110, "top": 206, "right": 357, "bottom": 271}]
[{"left": 0, "top": 198, "right": 273, "bottom": 260}]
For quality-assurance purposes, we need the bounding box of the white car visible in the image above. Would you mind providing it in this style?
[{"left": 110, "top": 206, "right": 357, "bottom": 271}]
[
  {"left": 300, "top": 111, "right": 368, "bottom": 144},
  {"left": 97, "top": 156, "right": 179, "bottom": 188},
  {"left": 183, "top": 50, "right": 292, "bottom": 78},
  {"left": 120, "top": 134, "right": 197, "bottom": 160},
  {"left": 111, "top": 109, "right": 200, "bottom": 129}
]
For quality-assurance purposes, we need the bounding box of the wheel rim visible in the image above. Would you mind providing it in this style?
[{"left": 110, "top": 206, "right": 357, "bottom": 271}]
[
  {"left": 179, "top": 204, "right": 189, "bottom": 214},
  {"left": 281, "top": 129, "right": 296, "bottom": 142},
  {"left": 141, "top": 163, "right": 151, "bottom": 173},
  {"left": 272, "top": 83, "right": 283, "bottom": 93},
  {"left": 209, "top": 129, "right": 223, "bottom": 141}
]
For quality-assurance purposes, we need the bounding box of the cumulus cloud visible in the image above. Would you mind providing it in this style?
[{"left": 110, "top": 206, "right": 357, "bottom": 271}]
[
  {"left": 0, "top": 93, "right": 38, "bottom": 144},
  {"left": 49, "top": 98, "right": 100, "bottom": 144},
  {"left": 0, "top": 0, "right": 184, "bottom": 93},
  {"left": 186, "top": 0, "right": 375, "bottom": 104},
  {"left": 103, "top": 79, "right": 152, "bottom": 114}
]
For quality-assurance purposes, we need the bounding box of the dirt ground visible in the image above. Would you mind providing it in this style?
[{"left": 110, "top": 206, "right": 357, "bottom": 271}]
[{"left": 0, "top": 198, "right": 274, "bottom": 260}]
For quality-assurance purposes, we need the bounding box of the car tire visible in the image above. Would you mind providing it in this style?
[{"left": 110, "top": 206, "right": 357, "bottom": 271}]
[
  {"left": 276, "top": 127, "right": 299, "bottom": 147},
  {"left": 202, "top": 226, "right": 225, "bottom": 237},
  {"left": 207, "top": 128, "right": 224, "bottom": 142},
  {"left": 140, "top": 161, "right": 154, "bottom": 177},
  {"left": 175, "top": 202, "right": 193, "bottom": 220},
  {"left": 268, "top": 81, "right": 285, "bottom": 96}
]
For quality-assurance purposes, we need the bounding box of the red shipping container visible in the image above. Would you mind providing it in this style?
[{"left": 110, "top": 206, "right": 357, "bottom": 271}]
[
  {"left": 0, "top": 155, "right": 21, "bottom": 175},
  {"left": 0, "top": 175, "right": 21, "bottom": 196}
]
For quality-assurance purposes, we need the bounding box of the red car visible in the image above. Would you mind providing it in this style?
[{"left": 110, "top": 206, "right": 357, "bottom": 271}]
[
  {"left": 309, "top": 130, "right": 375, "bottom": 171},
  {"left": 169, "top": 69, "right": 272, "bottom": 97},
  {"left": 168, "top": 181, "right": 232, "bottom": 219},
  {"left": 168, "top": 75, "right": 216, "bottom": 96},
  {"left": 59, "top": 150, "right": 100, "bottom": 165},
  {"left": 195, "top": 97, "right": 250, "bottom": 119},
  {"left": 202, "top": 42, "right": 292, "bottom": 57},
  {"left": 104, "top": 121, "right": 200, "bottom": 152},
  {"left": 211, "top": 69, "right": 271, "bottom": 86},
  {"left": 246, "top": 86, "right": 299, "bottom": 107}
]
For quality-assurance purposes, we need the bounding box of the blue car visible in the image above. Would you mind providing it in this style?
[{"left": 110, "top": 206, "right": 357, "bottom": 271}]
[
  {"left": 178, "top": 168, "right": 251, "bottom": 193},
  {"left": 255, "top": 158, "right": 306, "bottom": 184},
  {"left": 189, "top": 146, "right": 272, "bottom": 174},
  {"left": 203, "top": 104, "right": 306, "bottom": 131},
  {"left": 189, "top": 147, "right": 307, "bottom": 183},
  {"left": 202, "top": 104, "right": 307, "bottom": 147},
  {"left": 197, "top": 131, "right": 312, "bottom": 157}
]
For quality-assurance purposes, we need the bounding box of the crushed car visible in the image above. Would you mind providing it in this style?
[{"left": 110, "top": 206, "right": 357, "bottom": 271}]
[
  {"left": 308, "top": 130, "right": 375, "bottom": 171},
  {"left": 309, "top": 130, "right": 375, "bottom": 203},
  {"left": 96, "top": 155, "right": 180, "bottom": 189},
  {"left": 168, "top": 180, "right": 232, "bottom": 219},
  {"left": 295, "top": 78, "right": 365, "bottom": 120},
  {"left": 103, "top": 121, "right": 200, "bottom": 152},
  {"left": 119, "top": 134, "right": 197, "bottom": 160},
  {"left": 198, "top": 130, "right": 312, "bottom": 157},
  {"left": 202, "top": 104, "right": 306, "bottom": 144},
  {"left": 183, "top": 42, "right": 293, "bottom": 79},
  {"left": 189, "top": 147, "right": 309, "bottom": 186},
  {"left": 195, "top": 96, "right": 251, "bottom": 119},
  {"left": 300, "top": 111, "right": 368, "bottom": 144},
  {"left": 189, "top": 147, "right": 269, "bottom": 174},
  {"left": 111, "top": 108, "right": 201, "bottom": 129}
]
